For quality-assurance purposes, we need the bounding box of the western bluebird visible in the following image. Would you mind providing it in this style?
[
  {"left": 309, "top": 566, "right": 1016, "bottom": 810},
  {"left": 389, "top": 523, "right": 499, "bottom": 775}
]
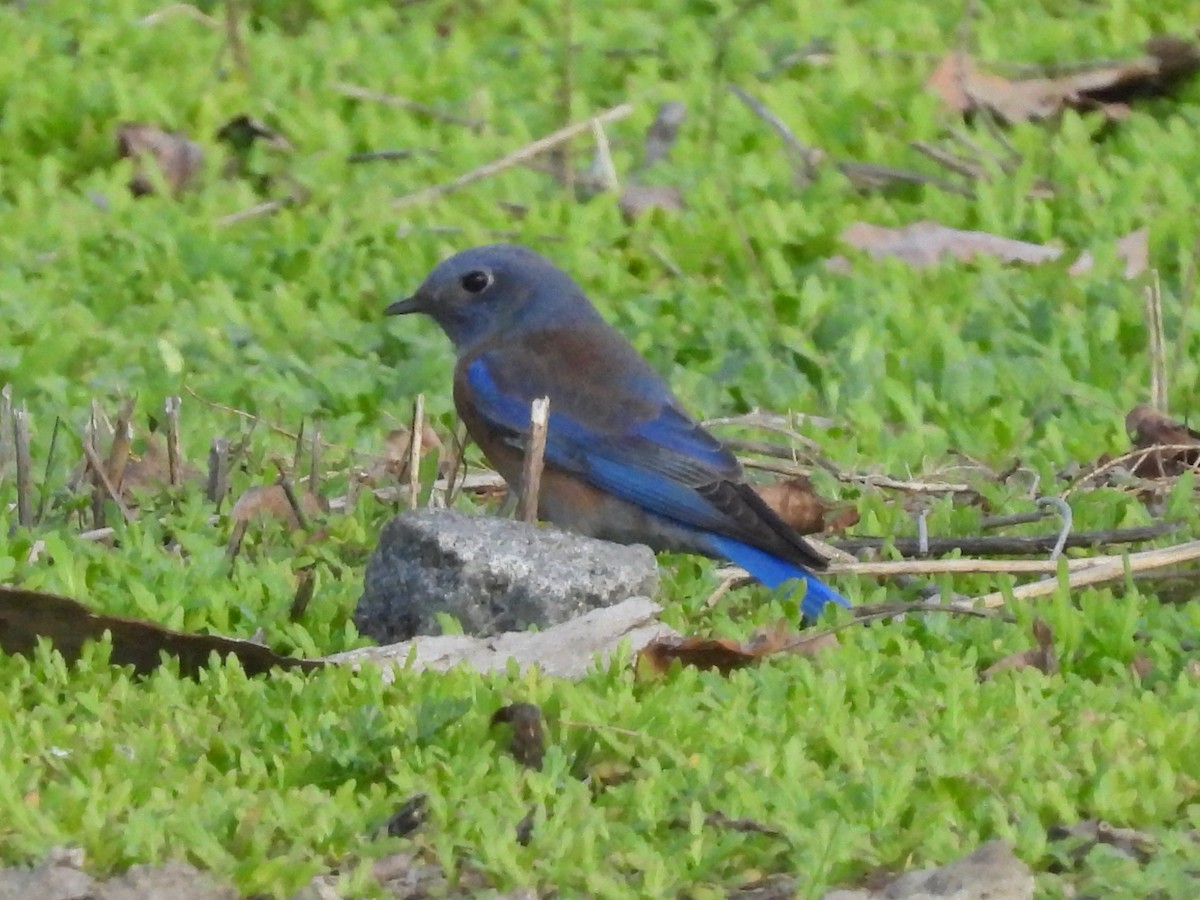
[{"left": 386, "top": 244, "right": 849, "bottom": 619}]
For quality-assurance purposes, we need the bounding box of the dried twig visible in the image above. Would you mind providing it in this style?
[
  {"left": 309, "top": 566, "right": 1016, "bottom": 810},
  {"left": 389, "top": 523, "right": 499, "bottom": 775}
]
[
  {"left": 558, "top": 0, "right": 576, "bottom": 196},
  {"left": 207, "top": 437, "right": 231, "bottom": 507},
  {"left": 517, "top": 397, "right": 550, "bottom": 524},
  {"left": 164, "top": 396, "right": 182, "bottom": 486},
  {"left": 832, "top": 522, "right": 1179, "bottom": 558},
  {"left": 105, "top": 396, "right": 137, "bottom": 494},
  {"left": 36, "top": 416, "right": 63, "bottom": 524},
  {"left": 216, "top": 197, "right": 292, "bottom": 227},
  {"left": 80, "top": 435, "right": 135, "bottom": 524},
  {"left": 973, "top": 539, "right": 1200, "bottom": 608},
  {"left": 346, "top": 149, "right": 416, "bottom": 163},
  {"left": 139, "top": 3, "right": 219, "bottom": 27},
  {"left": 13, "top": 404, "right": 33, "bottom": 528},
  {"left": 333, "top": 82, "right": 484, "bottom": 130},
  {"left": 226, "top": 519, "right": 249, "bottom": 563},
  {"left": 0, "top": 384, "right": 12, "bottom": 474},
  {"left": 274, "top": 460, "right": 310, "bottom": 531},
  {"left": 1145, "top": 271, "right": 1167, "bottom": 411},
  {"left": 290, "top": 568, "right": 316, "bottom": 621},
  {"left": 728, "top": 84, "right": 822, "bottom": 183},
  {"left": 223, "top": 0, "right": 251, "bottom": 80},
  {"left": 392, "top": 103, "right": 634, "bottom": 209},
  {"left": 1063, "top": 443, "right": 1200, "bottom": 496},
  {"left": 309, "top": 422, "right": 321, "bottom": 495},
  {"left": 408, "top": 395, "right": 425, "bottom": 511}
]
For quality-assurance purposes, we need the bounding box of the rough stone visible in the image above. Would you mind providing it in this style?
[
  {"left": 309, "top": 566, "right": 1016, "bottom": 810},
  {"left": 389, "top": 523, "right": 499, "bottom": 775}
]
[
  {"left": 822, "top": 841, "right": 1034, "bottom": 900},
  {"left": 355, "top": 510, "right": 659, "bottom": 642}
]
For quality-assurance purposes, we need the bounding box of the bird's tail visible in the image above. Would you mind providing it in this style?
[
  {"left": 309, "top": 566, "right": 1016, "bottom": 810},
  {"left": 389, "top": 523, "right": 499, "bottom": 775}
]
[{"left": 707, "top": 534, "right": 850, "bottom": 621}]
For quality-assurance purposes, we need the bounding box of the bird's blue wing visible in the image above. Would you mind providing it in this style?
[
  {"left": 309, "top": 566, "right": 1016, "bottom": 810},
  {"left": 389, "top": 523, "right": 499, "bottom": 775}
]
[{"left": 466, "top": 356, "right": 741, "bottom": 533}]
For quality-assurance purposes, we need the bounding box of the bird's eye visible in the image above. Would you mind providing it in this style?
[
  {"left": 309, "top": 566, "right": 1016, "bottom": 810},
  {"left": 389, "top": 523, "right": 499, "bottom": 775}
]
[{"left": 460, "top": 270, "right": 493, "bottom": 294}]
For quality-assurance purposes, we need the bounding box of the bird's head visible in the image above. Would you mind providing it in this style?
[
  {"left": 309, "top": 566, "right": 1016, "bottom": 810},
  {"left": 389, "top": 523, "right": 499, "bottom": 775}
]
[{"left": 387, "top": 244, "right": 600, "bottom": 350}]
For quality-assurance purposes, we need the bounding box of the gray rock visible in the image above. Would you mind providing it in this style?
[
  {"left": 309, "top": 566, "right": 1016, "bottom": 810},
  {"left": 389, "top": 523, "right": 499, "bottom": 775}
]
[
  {"left": 823, "top": 841, "right": 1033, "bottom": 900},
  {"left": 355, "top": 510, "right": 659, "bottom": 642}
]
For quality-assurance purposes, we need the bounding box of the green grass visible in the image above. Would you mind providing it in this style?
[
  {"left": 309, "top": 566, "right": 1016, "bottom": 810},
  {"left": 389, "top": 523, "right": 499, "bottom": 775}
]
[{"left": 3, "top": 0, "right": 1200, "bottom": 895}]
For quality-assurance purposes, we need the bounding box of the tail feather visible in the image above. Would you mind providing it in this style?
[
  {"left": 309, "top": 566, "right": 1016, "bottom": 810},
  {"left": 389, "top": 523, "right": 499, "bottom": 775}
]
[{"left": 708, "top": 534, "right": 850, "bottom": 620}]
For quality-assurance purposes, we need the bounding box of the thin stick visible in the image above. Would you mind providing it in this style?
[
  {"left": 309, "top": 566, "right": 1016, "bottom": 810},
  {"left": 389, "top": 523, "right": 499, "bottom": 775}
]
[
  {"left": 333, "top": 83, "right": 484, "bottom": 130},
  {"left": 728, "top": 84, "right": 822, "bottom": 183},
  {"left": 973, "top": 539, "right": 1200, "bottom": 609},
  {"left": 226, "top": 519, "right": 249, "bottom": 563},
  {"left": 289, "top": 568, "right": 316, "bottom": 621},
  {"left": 1169, "top": 232, "right": 1200, "bottom": 378},
  {"left": 139, "top": 4, "right": 220, "bottom": 27},
  {"left": 392, "top": 103, "right": 634, "bottom": 209},
  {"left": 164, "top": 396, "right": 182, "bottom": 486},
  {"left": 216, "top": 197, "right": 291, "bottom": 227},
  {"left": 87, "top": 406, "right": 105, "bottom": 528},
  {"left": 207, "top": 437, "right": 231, "bottom": 507},
  {"left": 13, "top": 404, "right": 33, "bottom": 527},
  {"left": 309, "top": 422, "right": 321, "bottom": 495},
  {"left": 0, "top": 384, "right": 12, "bottom": 473},
  {"left": 274, "top": 460, "right": 310, "bottom": 531},
  {"left": 1063, "top": 443, "right": 1200, "bottom": 496},
  {"left": 80, "top": 436, "right": 135, "bottom": 524},
  {"left": 559, "top": 0, "right": 575, "bottom": 196},
  {"left": 408, "top": 395, "right": 425, "bottom": 511},
  {"left": 517, "top": 397, "right": 550, "bottom": 524},
  {"left": 346, "top": 149, "right": 416, "bottom": 163},
  {"left": 292, "top": 419, "right": 306, "bottom": 472},
  {"left": 832, "top": 522, "right": 1179, "bottom": 558},
  {"left": 36, "top": 416, "right": 62, "bottom": 524},
  {"left": 223, "top": 0, "right": 251, "bottom": 80},
  {"left": 105, "top": 396, "right": 137, "bottom": 494},
  {"left": 909, "top": 140, "right": 984, "bottom": 181},
  {"left": 1145, "top": 271, "right": 1167, "bottom": 411}
]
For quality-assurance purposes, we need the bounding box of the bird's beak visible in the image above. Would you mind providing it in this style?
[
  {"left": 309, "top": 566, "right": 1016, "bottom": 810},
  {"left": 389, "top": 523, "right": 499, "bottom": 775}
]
[{"left": 385, "top": 294, "right": 425, "bottom": 316}]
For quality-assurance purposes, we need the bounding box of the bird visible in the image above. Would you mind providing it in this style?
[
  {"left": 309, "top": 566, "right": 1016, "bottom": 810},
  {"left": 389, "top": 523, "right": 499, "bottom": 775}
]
[{"left": 386, "top": 244, "right": 849, "bottom": 619}]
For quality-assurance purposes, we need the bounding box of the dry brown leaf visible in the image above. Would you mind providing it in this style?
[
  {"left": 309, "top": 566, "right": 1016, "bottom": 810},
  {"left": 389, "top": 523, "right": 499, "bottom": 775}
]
[
  {"left": 980, "top": 618, "right": 1057, "bottom": 680},
  {"left": 490, "top": 703, "right": 546, "bottom": 770},
  {"left": 840, "top": 221, "right": 1148, "bottom": 278},
  {"left": 927, "top": 36, "right": 1200, "bottom": 124},
  {"left": 619, "top": 183, "right": 685, "bottom": 221},
  {"left": 639, "top": 621, "right": 837, "bottom": 675},
  {"left": 641, "top": 101, "right": 687, "bottom": 168},
  {"left": 363, "top": 424, "right": 443, "bottom": 485},
  {"left": 116, "top": 123, "right": 204, "bottom": 196},
  {"left": 754, "top": 476, "right": 829, "bottom": 534},
  {"left": 121, "top": 433, "right": 202, "bottom": 496},
  {"left": 215, "top": 114, "right": 294, "bottom": 153},
  {"left": 1125, "top": 404, "right": 1200, "bottom": 477},
  {"left": 0, "top": 585, "right": 320, "bottom": 677},
  {"left": 229, "top": 484, "right": 326, "bottom": 527},
  {"left": 1067, "top": 227, "right": 1150, "bottom": 280}
]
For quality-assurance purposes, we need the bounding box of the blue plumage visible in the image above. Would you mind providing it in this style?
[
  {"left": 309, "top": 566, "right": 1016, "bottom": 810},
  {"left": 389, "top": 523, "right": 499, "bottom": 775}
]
[{"left": 386, "top": 244, "right": 850, "bottom": 618}]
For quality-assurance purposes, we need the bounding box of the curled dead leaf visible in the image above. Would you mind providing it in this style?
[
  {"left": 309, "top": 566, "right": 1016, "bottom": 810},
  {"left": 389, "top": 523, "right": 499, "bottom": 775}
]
[
  {"left": 490, "top": 703, "right": 546, "bottom": 770},
  {"left": 116, "top": 122, "right": 203, "bottom": 196},
  {"left": 841, "top": 221, "right": 1149, "bottom": 279},
  {"left": 619, "top": 183, "right": 685, "bottom": 222},
  {"left": 1125, "top": 404, "right": 1200, "bottom": 477},
  {"left": 754, "top": 475, "right": 857, "bottom": 535},
  {"left": 363, "top": 425, "right": 444, "bottom": 486},
  {"left": 229, "top": 484, "right": 326, "bottom": 528},
  {"left": 927, "top": 36, "right": 1200, "bottom": 124},
  {"left": 640, "top": 621, "right": 837, "bottom": 675},
  {"left": 980, "top": 618, "right": 1057, "bottom": 680}
]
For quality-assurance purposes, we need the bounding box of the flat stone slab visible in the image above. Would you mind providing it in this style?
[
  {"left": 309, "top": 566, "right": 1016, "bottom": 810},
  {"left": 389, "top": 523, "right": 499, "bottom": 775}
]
[{"left": 355, "top": 510, "right": 659, "bottom": 642}]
